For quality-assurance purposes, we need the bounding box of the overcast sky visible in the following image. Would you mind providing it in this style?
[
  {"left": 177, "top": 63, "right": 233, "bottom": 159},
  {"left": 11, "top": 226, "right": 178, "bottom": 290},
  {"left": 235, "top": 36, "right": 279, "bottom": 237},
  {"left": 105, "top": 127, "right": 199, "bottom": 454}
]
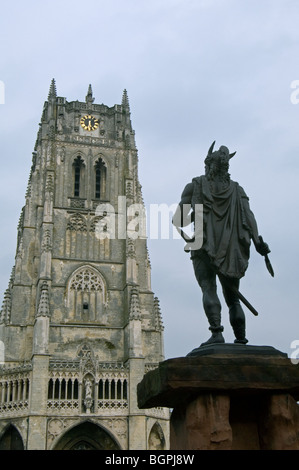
[{"left": 0, "top": 0, "right": 299, "bottom": 360}]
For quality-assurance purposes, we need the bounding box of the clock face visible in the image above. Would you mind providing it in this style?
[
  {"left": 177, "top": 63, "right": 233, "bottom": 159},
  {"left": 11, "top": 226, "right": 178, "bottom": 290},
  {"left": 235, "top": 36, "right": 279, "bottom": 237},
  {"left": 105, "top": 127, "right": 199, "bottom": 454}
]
[{"left": 80, "top": 115, "right": 99, "bottom": 131}]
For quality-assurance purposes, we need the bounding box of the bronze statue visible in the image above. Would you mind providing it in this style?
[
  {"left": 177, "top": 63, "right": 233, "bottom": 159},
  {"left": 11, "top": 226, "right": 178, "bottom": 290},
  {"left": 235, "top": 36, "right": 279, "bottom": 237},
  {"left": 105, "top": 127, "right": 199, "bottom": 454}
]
[{"left": 173, "top": 142, "right": 273, "bottom": 346}]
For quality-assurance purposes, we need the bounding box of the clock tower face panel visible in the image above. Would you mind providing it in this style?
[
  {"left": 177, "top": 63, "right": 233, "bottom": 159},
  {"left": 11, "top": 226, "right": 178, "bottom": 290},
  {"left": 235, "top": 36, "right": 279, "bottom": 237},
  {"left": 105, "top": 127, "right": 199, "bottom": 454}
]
[{"left": 80, "top": 114, "right": 99, "bottom": 131}]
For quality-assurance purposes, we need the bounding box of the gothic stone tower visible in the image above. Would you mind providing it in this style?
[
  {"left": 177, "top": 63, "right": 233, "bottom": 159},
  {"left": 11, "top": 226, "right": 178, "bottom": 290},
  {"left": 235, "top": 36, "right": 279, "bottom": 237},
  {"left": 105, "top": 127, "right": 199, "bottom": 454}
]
[{"left": 0, "top": 80, "right": 169, "bottom": 450}]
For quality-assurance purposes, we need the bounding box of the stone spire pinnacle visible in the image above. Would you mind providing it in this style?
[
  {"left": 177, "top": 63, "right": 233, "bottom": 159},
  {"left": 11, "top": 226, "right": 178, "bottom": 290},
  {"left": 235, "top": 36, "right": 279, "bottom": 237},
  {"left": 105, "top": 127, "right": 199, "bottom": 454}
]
[
  {"left": 37, "top": 282, "right": 50, "bottom": 317},
  {"left": 86, "top": 84, "right": 94, "bottom": 104},
  {"left": 154, "top": 297, "right": 164, "bottom": 331},
  {"left": 129, "top": 287, "right": 141, "bottom": 321},
  {"left": 48, "top": 78, "right": 57, "bottom": 100},
  {"left": 0, "top": 289, "right": 11, "bottom": 324},
  {"left": 122, "top": 89, "right": 130, "bottom": 110}
]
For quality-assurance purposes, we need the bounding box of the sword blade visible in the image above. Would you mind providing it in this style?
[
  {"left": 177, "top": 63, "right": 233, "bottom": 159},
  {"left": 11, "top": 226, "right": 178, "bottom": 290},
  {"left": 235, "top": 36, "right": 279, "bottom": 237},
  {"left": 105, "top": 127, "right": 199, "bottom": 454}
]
[
  {"left": 258, "top": 235, "right": 274, "bottom": 277},
  {"left": 220, "top": 277, "right": 259, "bottom": 316},
  {"left": 265, "top": 255, "right": 274, "bottom": 277}
]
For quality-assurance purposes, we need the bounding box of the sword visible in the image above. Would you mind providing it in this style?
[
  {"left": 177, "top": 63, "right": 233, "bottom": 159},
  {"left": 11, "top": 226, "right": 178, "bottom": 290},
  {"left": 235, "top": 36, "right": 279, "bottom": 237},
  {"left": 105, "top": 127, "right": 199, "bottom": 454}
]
[{"left": 219, "top": 276, "right": 259, "bottom": 317}]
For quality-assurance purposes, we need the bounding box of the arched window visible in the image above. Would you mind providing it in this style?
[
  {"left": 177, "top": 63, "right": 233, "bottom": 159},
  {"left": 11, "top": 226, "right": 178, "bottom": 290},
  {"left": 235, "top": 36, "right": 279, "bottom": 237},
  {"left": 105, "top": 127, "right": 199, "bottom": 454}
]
[
  {"left": 73, "top": 156, "right": 84, "bottom": 197},
  {"left": 148, "top": 422, "right": 166, "bottom": 450},
  {"left": 66, "top": 266, "right": 107, "bottom": 321},
  {"left": 95, "top": 158, "right": 106, "bottom": 200},
  {"left": 48, "top": 378, "right": 79, "bottom": 400}
]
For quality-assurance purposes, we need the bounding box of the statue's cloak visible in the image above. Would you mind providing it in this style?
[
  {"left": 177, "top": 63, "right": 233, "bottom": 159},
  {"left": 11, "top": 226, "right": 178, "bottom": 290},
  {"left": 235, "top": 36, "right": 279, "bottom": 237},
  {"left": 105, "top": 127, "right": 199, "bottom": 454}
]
[{"left": 191, "top": 176, "right": 252, "bottom": 279}]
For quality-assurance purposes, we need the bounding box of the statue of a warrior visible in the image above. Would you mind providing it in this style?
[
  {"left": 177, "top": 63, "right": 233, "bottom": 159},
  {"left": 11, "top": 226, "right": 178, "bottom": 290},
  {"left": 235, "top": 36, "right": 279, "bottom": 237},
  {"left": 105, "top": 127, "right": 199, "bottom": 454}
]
[{"left": 173, "top": 142, "right": 272, "bottom": 346}]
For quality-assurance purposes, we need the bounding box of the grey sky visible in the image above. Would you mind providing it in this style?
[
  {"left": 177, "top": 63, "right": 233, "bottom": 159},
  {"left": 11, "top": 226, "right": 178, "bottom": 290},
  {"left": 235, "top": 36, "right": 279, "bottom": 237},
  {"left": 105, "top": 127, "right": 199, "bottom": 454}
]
[{"left": 0, "top": 0, "right": 299, "bottom": 359}]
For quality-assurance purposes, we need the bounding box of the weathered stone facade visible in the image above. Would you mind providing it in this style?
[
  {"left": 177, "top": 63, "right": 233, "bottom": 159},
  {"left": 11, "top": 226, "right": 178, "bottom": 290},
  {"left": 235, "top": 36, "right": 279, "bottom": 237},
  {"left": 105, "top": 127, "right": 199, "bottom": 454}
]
[{"left": 0, "top": 81, "right": 169, "bottom": 450}]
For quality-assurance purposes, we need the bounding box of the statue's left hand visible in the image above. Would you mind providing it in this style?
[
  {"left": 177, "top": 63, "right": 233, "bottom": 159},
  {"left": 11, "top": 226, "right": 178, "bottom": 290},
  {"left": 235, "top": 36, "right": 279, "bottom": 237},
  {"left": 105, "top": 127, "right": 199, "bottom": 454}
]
[{"left": 255, "top": 236, "right": 270, "bottom": 256}]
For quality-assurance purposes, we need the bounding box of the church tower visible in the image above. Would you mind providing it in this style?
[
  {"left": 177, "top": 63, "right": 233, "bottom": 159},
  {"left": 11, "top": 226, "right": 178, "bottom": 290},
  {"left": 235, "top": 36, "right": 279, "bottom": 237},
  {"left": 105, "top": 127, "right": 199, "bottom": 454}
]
[{"left": 0, "top": 80, "right": 169, "bottom": 450}]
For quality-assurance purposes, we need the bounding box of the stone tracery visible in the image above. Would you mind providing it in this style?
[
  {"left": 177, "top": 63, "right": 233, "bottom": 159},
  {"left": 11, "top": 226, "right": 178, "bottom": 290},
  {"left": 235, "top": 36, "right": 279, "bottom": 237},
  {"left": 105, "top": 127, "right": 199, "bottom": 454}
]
[{"left": 66, "top": 266, "right": 107, "bottom": 322}]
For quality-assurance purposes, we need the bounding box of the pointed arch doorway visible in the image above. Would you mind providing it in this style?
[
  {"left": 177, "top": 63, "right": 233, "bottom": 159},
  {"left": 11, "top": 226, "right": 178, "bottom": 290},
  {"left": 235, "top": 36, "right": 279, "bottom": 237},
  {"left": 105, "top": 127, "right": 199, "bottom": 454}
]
[
  {"left": 52, "top": 421, "right": 121, "bottom": 450},
  {"left": 0, "top": 424, "right": 24, "bottom": 450}
]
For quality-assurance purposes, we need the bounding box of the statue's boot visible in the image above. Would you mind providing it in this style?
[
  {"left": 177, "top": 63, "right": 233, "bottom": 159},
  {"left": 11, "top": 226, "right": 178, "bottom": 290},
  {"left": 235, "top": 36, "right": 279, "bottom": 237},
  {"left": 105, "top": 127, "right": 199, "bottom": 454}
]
[
  {"left": 201, "top": 325, "right": 225, "bottom": 346},
  {"left": 200, "top": 287, "right": 224, "bottom": 346},
  {"left": 229, "top": 302, "right": 248, "bottom": 344}
]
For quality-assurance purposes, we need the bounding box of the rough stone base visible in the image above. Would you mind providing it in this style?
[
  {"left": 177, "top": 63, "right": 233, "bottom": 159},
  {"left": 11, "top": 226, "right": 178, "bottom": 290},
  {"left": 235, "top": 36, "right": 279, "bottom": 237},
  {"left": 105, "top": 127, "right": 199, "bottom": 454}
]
[
  {"left": 137, "top": 344, "right": 299, "bottom": 450},
  {"left": 170, "top": 391, "right": 299, "bottom": 450},
  {"left": 171, "top": 394, "right": 232, "bottom": 450}
]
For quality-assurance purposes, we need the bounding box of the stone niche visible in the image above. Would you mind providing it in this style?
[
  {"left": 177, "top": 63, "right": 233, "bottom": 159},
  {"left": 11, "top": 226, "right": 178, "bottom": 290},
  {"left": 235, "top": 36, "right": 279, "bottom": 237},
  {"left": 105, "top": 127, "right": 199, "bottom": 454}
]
[{"left": 137, "top": 344, "right": 299, "bottom": 450}]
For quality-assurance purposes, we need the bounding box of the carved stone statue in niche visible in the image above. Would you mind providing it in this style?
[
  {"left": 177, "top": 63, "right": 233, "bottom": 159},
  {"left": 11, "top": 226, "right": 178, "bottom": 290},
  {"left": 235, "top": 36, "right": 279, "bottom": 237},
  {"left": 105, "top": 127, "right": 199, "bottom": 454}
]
[{"left": 83, "top": 377, "right": 93, "bottom": 413}]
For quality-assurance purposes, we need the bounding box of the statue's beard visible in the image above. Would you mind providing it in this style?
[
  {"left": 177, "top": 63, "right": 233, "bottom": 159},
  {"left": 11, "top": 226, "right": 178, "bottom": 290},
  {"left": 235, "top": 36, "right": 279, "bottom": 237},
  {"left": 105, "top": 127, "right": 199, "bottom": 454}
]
[{"left": 205, "top": 163, "right": 230, "bottom": 184}]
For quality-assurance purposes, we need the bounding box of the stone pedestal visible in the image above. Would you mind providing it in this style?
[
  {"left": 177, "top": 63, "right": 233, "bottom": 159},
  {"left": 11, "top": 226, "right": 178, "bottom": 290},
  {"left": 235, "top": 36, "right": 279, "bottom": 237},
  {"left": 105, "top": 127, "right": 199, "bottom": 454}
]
[{"left": 137, "top": 344, "right": 299, "bottom": 450}]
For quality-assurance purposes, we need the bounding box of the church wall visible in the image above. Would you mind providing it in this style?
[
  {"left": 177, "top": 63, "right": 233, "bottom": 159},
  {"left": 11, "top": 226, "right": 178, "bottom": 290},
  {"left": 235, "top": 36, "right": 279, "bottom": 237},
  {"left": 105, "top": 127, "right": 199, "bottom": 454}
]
[
  {"left": 48, "top": 326, "right": 125, "bottom": 362},
  {"left": 142, "top": 330, "right": 165, "bottom": 363},
  {"left": 1, "top": 325, "right": 33, "bottom": 361},
  {"left": 9, "top": 286, "right": 33, "bottom": 325}
]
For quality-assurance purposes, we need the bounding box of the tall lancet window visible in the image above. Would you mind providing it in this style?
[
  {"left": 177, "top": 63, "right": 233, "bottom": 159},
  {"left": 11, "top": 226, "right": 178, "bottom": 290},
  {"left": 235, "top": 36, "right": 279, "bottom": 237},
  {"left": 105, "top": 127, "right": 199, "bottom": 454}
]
[
  {"left": 73, "top": 156, "right": 84, "bottom": 197},
  {"left": 95, "top": 158, "right": 106, "bottom": 200}
]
